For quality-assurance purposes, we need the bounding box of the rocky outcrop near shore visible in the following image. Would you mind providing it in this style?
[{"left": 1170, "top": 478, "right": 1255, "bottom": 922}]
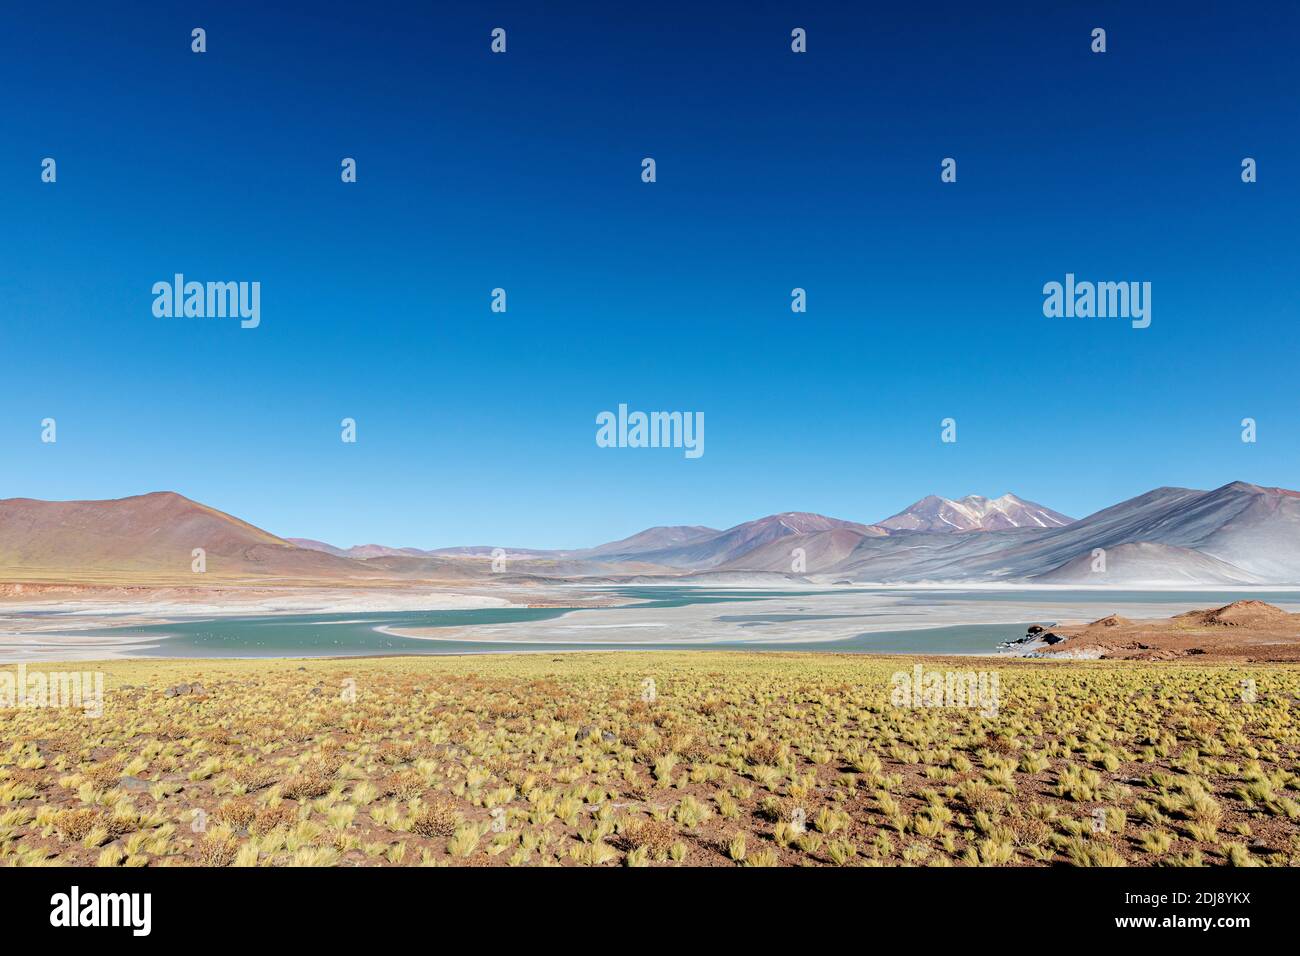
[{"left": 1039, "top": 602, "right": 1300, "bottom": 661}]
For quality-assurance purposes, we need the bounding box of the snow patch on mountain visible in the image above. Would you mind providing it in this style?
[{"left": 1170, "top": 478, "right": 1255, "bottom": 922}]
[{"left": 877, "top": 494, "right": 1074, "bottom": 533}]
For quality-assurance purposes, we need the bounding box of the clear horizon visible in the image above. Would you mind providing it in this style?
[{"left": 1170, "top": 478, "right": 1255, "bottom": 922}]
[{"left": 1, "top": 479, "right": 1282, "bottom": 553}]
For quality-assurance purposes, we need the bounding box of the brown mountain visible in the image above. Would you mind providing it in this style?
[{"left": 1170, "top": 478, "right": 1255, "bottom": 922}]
[
  {"left": 619, "top": 512, "right": 885, "bottom": 569},
  {"left": 715, "top": 527, "right": 879, "bottom": 573},
  {"left": 573, "top": 525, "right": 721, "bottom": 559},
  {"left": 284, "top": 537, "right": 349, "bottom": 557},
  {"left": 0, "top": 492, "right": 376, "bottom": 585}
]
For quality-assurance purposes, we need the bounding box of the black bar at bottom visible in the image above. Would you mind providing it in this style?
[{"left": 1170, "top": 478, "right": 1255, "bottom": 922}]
[{"left": 0, "top": 865, "right": 1274, "bottom": 941}]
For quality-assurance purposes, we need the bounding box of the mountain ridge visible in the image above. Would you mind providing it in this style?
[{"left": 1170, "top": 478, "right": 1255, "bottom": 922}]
[{"left": 3, "top": 483, "right": 1296, "bottom": 586}]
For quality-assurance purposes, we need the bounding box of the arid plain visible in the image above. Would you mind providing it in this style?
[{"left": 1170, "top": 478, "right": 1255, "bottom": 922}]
[{"left": 4, "top": 652, "right": 1300, "bottom": 867}]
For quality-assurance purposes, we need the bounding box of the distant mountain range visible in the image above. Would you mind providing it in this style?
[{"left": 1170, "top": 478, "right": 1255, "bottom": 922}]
[
  {"left": 284, "top": 495, "right": 1062, "bottom": 561},
  {"left": 2, "top": 482, "right": 1298, "bottom": 586}
]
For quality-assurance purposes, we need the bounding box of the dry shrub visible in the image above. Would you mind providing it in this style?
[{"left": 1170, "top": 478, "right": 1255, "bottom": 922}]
[
  {"left": 105, "top": 812, "right": 138, "bottom": 839},
  {"left": 82, "top": 763, "right": 122, "bottom": 790},
  {"left": 757, "top": 796, "right": 798, "bottom": 823},
  {"left": 282, "top": 772, "right": 332, "bottom": 801},
  {"left": 410, "top": 795, "right": 459, "bottom": 838},
  {"left": 747, "top": 739, "right": 785, "bottom": 766},
  {"left": 381, "top": 771, "right": 426, "bottom": 799},
  {"left": 487, "top": 699, "right": 525, "bottom": 720},
  {"left": 216, "top": 800, "right": 257, "bottom": 830},
  {"left": 961, "top": 782, "right": 1009, "bottom": 813},
  {"left": 636, "top": 734, "right": 672, "bottom": 761},
  {"left": 377, "top": 742, "right": 417, "bottom": 765},
  {"left": 1010, "top": 815, "right": 1051, "bottom": 847},
  {"left": 310, "top": 752, "right": 344, "bottom": 776},
  {"left": 620, "top": 817, "right": 676, "bottom": 858},
  {"left": 4, "top": 768, "right": 49, "bottom": 791},
  {"left": 679, "top": 737, "right": 714, "bottom": 763},
  {"left": 229, "top": 764, "right": 276, "bottom": 792},
  {"left": 622, "top": 772, "right": 652, "bottom": 801},
  {"left": 198, "top": 833, "right": 240, "bottom": 867},
  {"left": 53, "top": 808, "right": 100, "bottom": 841},
  {"left": 251, "top": 803, "right": 298, "bottom": 836},
  {"left": 206, "top": 727, "right": 237, "bottom": 746}
]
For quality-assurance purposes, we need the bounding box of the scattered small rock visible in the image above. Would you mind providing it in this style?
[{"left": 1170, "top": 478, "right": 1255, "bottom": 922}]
[
  {"left": 1092, "top": 614, "right": 1132, "bottom": 628},
  {"left": 1001, "top": 624, "right": 1058, "bottom": 648}
]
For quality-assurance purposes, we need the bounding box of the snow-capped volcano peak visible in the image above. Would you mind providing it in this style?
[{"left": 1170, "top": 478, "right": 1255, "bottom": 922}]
[{"left": 877, "top": 493, "right": 1074, "bottom": 533}]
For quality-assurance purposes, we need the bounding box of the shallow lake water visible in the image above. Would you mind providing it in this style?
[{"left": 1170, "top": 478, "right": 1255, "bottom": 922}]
[{"left": 23, "top": 586, "right": 1300, "bottom": 659}]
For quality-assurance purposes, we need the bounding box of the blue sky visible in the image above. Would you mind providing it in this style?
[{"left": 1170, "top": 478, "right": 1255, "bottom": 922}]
[{"left": 2, "top": 1, "right": 1297, "bottom": 549}]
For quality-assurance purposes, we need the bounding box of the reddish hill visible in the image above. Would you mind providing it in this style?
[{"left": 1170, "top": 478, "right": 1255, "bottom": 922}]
[
  {"left": 630, "top": 512, "right": 885, "bottom": 569},
  {"left": 1048, "top": 601, "right": 1300, "bottom": 661},
  {"left": 0, "top": 492, "right": 377, "bottom": 585},
  {"left": 1176, "top": 600, "right": 1291, "bottom": 628}
]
